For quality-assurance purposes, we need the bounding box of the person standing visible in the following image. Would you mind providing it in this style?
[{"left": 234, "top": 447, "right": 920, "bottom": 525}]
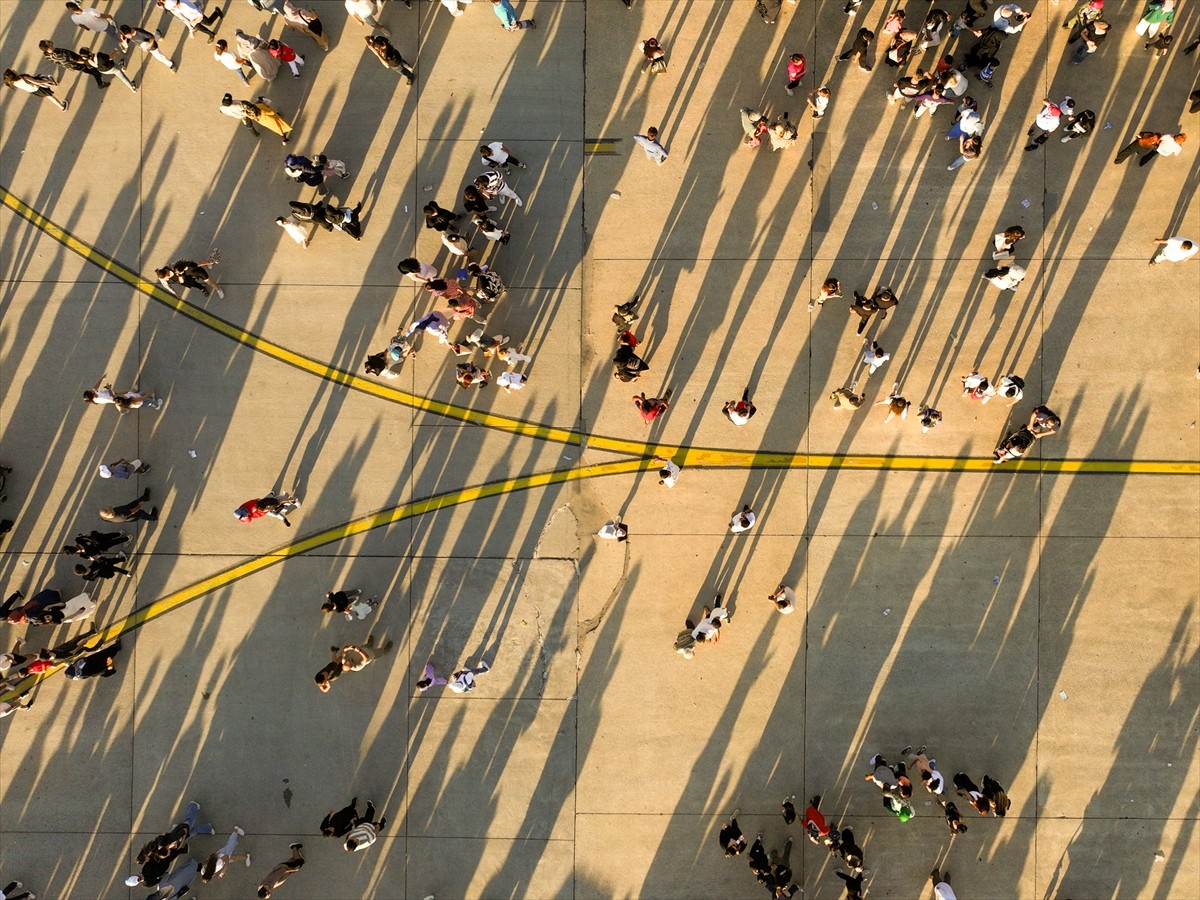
[
  {"left": 740, "top": 107, "right": 769, "bottom": 146},
  {"left": 3, "top": 70, "right": 69, "bottom": 110},
  {"left": 992, "top": 225, "right": 1025, "bottom": 260},
  {"left": 633, "top": 127, "right": 668, "bottom": 164},
  {"left": 633, "top": 390, "right": 671, "bottom": 424},
  {"left": 281, "top": 1, "right": 329, "bottom": 50},
  {"left": 344, "top": 802, "right": 387, "bottom": 852},
  {"left": 235, "top": 29, "right": 280, "bottom": 81},
  {"left": 322, "top": 589, "right": 379, "bottom": 621},
  {"left": 1139, "top": 132, "right": 1186, "bottom": 168},
  {"left": 638, "top": 36, "right": 666, "bottom": 73},
  {"left": 1070, "top": 17, "right": 1109, "bottom": 64},
  {"left": 807, "top": 85, "right": 831, "bottom": 119},
  {"left": 365, "top": 35, "right": 415, "bottom": 84},
  {"left": 692, "top": 598, "right": 729, "bottom": 643},
  {"left": 1063, "top": 0, "right": 1104, "bottom": 43},
  {"left": 655, "top": 456, "right": 681, "bottom": 487},
  {"left": 729, "top": 504, "right": 756, "bottom": 533},
  {"left": 491, "top": 0, "right": 535, "bottom": 30},
  {"left": 119, "top": 25, "right": 176, "bottom": 70},
  {"left": 1024, "top": 97, "right": 1066, "bottom": 150},
  {"left": 1059, "top": 109, "right": 1096, "bottom": 142},
  {"left": 1136, "top": 0, "right": 1175, "bottom": 38},
  {"left": 784, "top": 53, "right": 805, "bottom": 95},
  {"left": 1150, "top": 235, "right": 1197, "bottom": 264},
  {"left": 837, "top": 27, "right": 874, "bottom": 70},
  {"left": 722, "top": 389, "right": 757, "bottom": 425},
  {"left": 767, "top": 584, "right": 795, "bottom": 614},
  {"left": 256, "top": 844, "right": 305, "bottom": 899},
  {"left": 268, "top": 39, "right": 305, "bottom": 78},
  {"left": 930, "top": 868, "right": 958, "bottom": 900}
]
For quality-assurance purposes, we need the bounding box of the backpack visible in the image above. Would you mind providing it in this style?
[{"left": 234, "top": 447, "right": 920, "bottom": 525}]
[{"left": 363, "top": 351, "right": 386, "bottom": 376}]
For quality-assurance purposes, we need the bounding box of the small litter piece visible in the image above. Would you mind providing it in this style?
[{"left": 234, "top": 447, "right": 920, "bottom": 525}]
[
  {"left": 1104, "top": 122, "right": 1113, "bottom": 129},
  {"left": 871, "top": 202, "right": 879, "bottom": 210},
  {"left": 610, "top": 191, "right": 621, "bottom": 200},
  {"left": 1154, "top": 851, "right": 1165, "bottom": 861},
  {"left": 882, "top": 607, "right": 891, "bottom": 616},
  {"left": 1058, "top": 690, "right": 1069, "bottom": 701},
  {"left": 187, "top": 449, "right": 198, "bottom": 458},
  {"left": 1021, "top": 199, "right": 1031, "bottom": 208},
  {"left": 993, "top": 575, "right": 1001, "bottom": 584}
]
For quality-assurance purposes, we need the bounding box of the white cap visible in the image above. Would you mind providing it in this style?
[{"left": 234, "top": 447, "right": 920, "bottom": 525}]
[{"left": 125, "top": 875, "right": 142, "bottom": 887}]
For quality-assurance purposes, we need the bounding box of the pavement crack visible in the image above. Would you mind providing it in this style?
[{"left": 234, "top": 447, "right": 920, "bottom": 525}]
[
  {"left": 533, "top": 603, "right": 549, "bottom": 696},
  {"left": 575, "top": 541, "right": 630, "bottom": 665}
]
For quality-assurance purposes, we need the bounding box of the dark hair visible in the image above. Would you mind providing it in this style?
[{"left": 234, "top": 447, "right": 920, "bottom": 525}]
[
  {"left": 397, "top": 258, "right": 419, "bottom": 274},
  {"left": 426, "top": 278, "right": 447, "bottom": 291},
  {"left": 74, "top": 563, "right": 88, "bottom": 575},
  {"left": 38, "top": 40, "right": 54, "bottom": 52},
  {"left": 215, "top": 39, "right": 227, "bottom": 50}
]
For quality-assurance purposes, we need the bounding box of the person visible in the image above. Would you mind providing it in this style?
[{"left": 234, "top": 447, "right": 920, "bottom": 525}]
[
  {"left": 723, "top": 389, "right": 757, "bottom": 425},
  {"left": 365, "top": 34, "right": 415, "bottom": 84},
  {"left": 74, "top": 554, "right": 131, "bottom": 581},
  {"left": 633, "top": 127, "right": 668, "bottom": 164},
  {"left": 118, "top": 24, "right": 176, "bottom": 70},
  {"left": 655, "top": 456, "right": 681, "bottom": 487},
  {"left": 850, "top": 286, "right": 899, "bottom": 334},
  {"left": 213, "top": 39, "right": 251, "bottom": 84},
  {"left": 220, "top": 92, "right": 264, "bottom": 136},
  {"left": 474, "top": 170, "right": 523, "bottom": 207},
  {"left": 739, "top": 107, "right": 769, "bottom": 146},
  {"left": 284, "top": 153, "right": 328, "bottom": 194},
  {"left": 917, "top": 405, "right": 942, "bottom": 432},
  {"left": 241, "top": 95, "right": 293, "bottom": 143},
  {"left": 234, "top": 491, "right": 300, "bottom": 527},
  {"left": 921, "top": 8, "right": 951, "bottom": 48},
  {"left": 885, "top": 29, "right": 918, "bottom": 67},
  {"left": 912, "top": 84, "right": 952, "bottom": 119},
  {"left": 62, "top": 530, "right": 131, "bottom": 560},
  {"left": 983, "top": 264, "right": 1025, "bottom": 291},
  {"left": 344, "top": 801, "right": 386, "bottom": 851},
  {"left": 837, "top": 827, "right": 864, "bottom": 872},
  {"left": 66, "top": 2, "right": 118, "bottom": 39},
  {"left": 146, "top": 858, "right": 199, "bottom": 900},
  {"left": 801, "top": 795, "right": 832, "bottom": 845},
  {"left": 159, "top": 0, "right": 224, "bottom": 42},
  {"left": 633, "top": 390, "right": 671, "bottom": 423},
  {"left": 1024, "top": 97, "right": 1067, "bottom": 150},
  {"left": 729, "top": 504, "right": 756, "bottom": 533},
  {"left": 877, "top": 394, "right": 910, "bottom": 423},
  {"left": 689, "top": 597, "right": 729, "bottom": 644},
  {"left": 784, "top": 52, "right": 805, "bottom": 95},
  {"left": 954, "top": 773, "right": 990, "bottom": 814},
  {"left": 454, "top": 362, "right": 490, "bottom": 389},
  {"left": 75, "top": 47, "right": 136, "bottom": 92},
  {"left": 398, "top": 258, "right": 439, "bottom": 285},
  {"left": 314, "top": 636, "right": 392, "bottom": 692},
  {"left": 282, "top": 1, "right": 329, "bottom": 50},
  {"left": 992, "top": 225, "right": 1025, "bottom": 260},
  {"left": 345, "top": 0, "right": 390, "bottom": 33},
  {"left": 64, "top": 641, "right": 122, "bottom": 679},
  {"left": 865, "top": 753, "right": 910, "bottom": 795},
  {"left": 1060, "top": 109, "right": 1096, "bottom": 143},
  {"left": 941, "top": 798, "right": 968, "bottom": 833},
  {"left": 807, "top": 85, "right": 831, "bottom": 119},
  {"left": 256, "top": 843, "right": 305, "bottom": 898},
  {"left": 994, "top": 3, "right": 1028, "bottom": 33},
  {"left": 38, "top": 40, "right": 106, "bottom": 89},
  {"left": 835, "top": 870, "right": 866, "bottom": 900},
  {"left": 718, "top": 808, "right": 747, "bottom": 856},
  {"left": 83, "top": 376, "right": 161, "bottom": 412},
  {"left": 422, "top": 660, "right": 492, "bottom": 692},
  {"left": 982, "top": 774, "right": 1010, "bottom": 816},
  {"left": 1115, "top": 130, "right": 1162, "bottom": 164},
  {"left": 768, "top": 113, "right": 797, "bottom": 151},
  {"left": 322, "top": 589, "right": 378, "bottom": 621},
  {"left": 863, "top": 341, "right": 890, "bottom": 376},
  {"left": 837, "top": 27, "right": 874, "bottom": 70},
  {"left": 810, "top": 276, "right": 841, "bottom": 311},
  {"left": 321, "top": 798, "right": 359, "bottom": 837},
  {"left": 268, "top": 38, "right": 305, "bottom": 78},
  {"left": 480, "top": 141, "right": 527, "bottom": 171},
  {"left": 1071, "top": 17, "right": 1109, "bottom": 64},
  {"left": 276, "top": 215, "right": 312, "bottom": 248},
  {"left": 156, "top": 253, "right": 224, "bottom": 299},
  {"left": 1136, "top": 0, "right": 1175, "bottom": 38},
  {"left": 961, "top": 371, "right": 995, "bottom": 402},
  {"left": 199, "top": 827, "right": 250, "bottom": 883},
  {"left": 4, "top": 70, "right": 68, "bottom": 110},
  {"left": 438, "top": 0, "right": 472, "bottom": 18},
  {"left": 492, "top": 0, "right": 535, "bottom": 30},
  {"left": 1063, "top": 0, "right": 1104, "bottom": 42},
  {"left": 997, "top": 373, "right": 1024, "bottom": 404},
  {"left": 235, "top": 29, "right": 280, "bottom": 81},
  {"left": 596, "top": 517, "right": 629, "bottom": 541},
  {"left": 100, "top": 488, "right": 159, "bottom": 523},
  {"left": 767, "top": 584, "right": 795, "bottom": 614},
  {"left": 99, "top": 458, "right": 150, "bottom": 480},
  {"left": 638, "top": 37, "right": 666, "bottom": 73},
  {"left": 994, "top": 426, "right": 1036, "bottom": 463},
  {"left": 930, "top": 868, "right": 958, "bottom": 900},
  {"left": 904, "top": 747, "right": 944, "bottom": 794},
  {"left": 1029, "top": 405, "right": 1061, "bottom": 438},
  {"left": 1150, "top": 236, "right": 1197, "bottom": 265},
  {"left": 1140, "top": 132, "right": 1187, "bottom": 168}
]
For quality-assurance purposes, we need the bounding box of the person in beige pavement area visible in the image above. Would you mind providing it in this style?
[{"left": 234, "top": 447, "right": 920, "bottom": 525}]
[
  {"left": 276, "top": 215, "right": 312, "bottom": 247},
  {"left": 83, "top": 375, "right": 163, "bottom": 412},
  {"left": 877, "top": 393, "right": 911, "bottom": 423},
  {"left": 281, "top": 1, "right": 329, "bottom": 51},
  {"left": 314, "top": 636, "right": 393, "bottom": 692},
  {"left": 729, "top": 504, "right": 756, "bottom": 533},
  {"left": 655, "top": 455, "right": 681, "bottom": 487},
  {"left": 4, "top": 69, "right": 69, "bottom": 110},
  {"left": 767, "top": 584, "right": 795, "bottom": 614}
]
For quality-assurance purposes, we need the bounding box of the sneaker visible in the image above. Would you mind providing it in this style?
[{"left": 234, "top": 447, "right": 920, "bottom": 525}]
[
  {"left": 786, "top": 87, "right": 794, "bottom": 96},
  {"left": 234, "top": 826, "right": 245, "bottom": 836},
  {"left": 98, "top": 80, "right": 110, "bottom": 89},
  {"left": 730, "top": 807, "right": 740, "bottom": 820},
  {"left": 289, "top": 842, "right": 303, "bottom": 851},
  {"left": 478, "top": 660, "right": 491, "bottom": 673},
  {"left": 901, "top": 745, "right": 912, "bottom": 756},
  {"left": 245, "top": 853, "right": 252, "bottom": 867},
  {"left": 917, "top": 745, "right": 927, "bottom": 756}
]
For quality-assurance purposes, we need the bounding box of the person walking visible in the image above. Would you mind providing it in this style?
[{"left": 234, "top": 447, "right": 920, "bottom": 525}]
[
  {"left": 983, "top": 264, "right": 1026, "bottom": 290},
  {"left": 918, "top": 405, "right": 943, "bottom": 432},
  {"left": 1136, "top": 0, "right": 1175, "bottom": 38},
  {"left": 1150, "top": 235, "right": 1197, "bottom": 264},
  {"left": 199, "top": 827, "right": 251, "bottom": 883},
  {"left": 3, "top": 70, "right": 69, "bottom": 110},
  {"left": 638, "top": 37, "right": 666, "bottom": 73},
  {"left": 268, "top": 38, "right": 305, "bottom": 78},
  {"left": 219, "top": 92, "right": 263, "bottom": 136},
  {"left": 344, "top": 0, "right": 390, "bottom": 33},
  {"left": 837, "top": 27, "right": 874, "bottom": 70},
  {"left": 729, "top": 504, "right": 756, "bottom": 533},
  {"left": 75, "top": 46, "right": 137, "bottom": 92},
  {"left": 251, "top": 96, "right": 293, "bottom": 143},
  {"left": 159, "top": 0, "right": 224, "bottom": 41},
  {"left": 877, "top": 393, "right": 911, "bottom": 423},
  {"left": 1114, "top": 130, "right": 1162, "bottom": 164},
  {"left": 941, "top": 798, "right": 968, "bottom": 833},
  {"left": 961, "top": 370, "right": 995, "bottom": 401},
  {"left": 850, "top": 286, "right": 899, "bottom": 334},
  {"left": 118, "top": 24, "right": 177, "bottom": 70},
  {"left": 863, "top": 340, "right": 890, "bottom": 376},
  {"left": 480, "top": 141, "right": 528, "bottom": 171},
  {"left": 315, "top": 635, "right": 393, "bottom": 692},
  {"left": 953, "top": 772, "right": 990, "bottom": 814},
  {"left": 767, "top": 584, "right": 795, "bottom": 614},
  {"left": 256, "top": 844, "right": 305, "bottom": 899},
  {"left": 1024, "top": 97, "right": 1068, "bottom": 150},
  {"left": 1070, "top": 17, "right": 1109, "bottom": 64},
  {"left": 810, "top": 276, "right": 842, "bottom": 311},
  {"left": 213, "top": 39, "right": 251, "bottom": 83},
  {"left": 905, "top": 746, "right": 945, "bottom": 793},
  {"left": 1139, "top": 132, "right": 1186, "bottom": 168},
  {"left": 740, "top": 107, "right": 769, "bottom": 146},
  {"left": 321, "top": 798, "right": 359, "bottom": 837},
  {"left": 74, "top": 554, "right": 132, "bottom": 582},
  {"left": 38, "top": 40, "right": 107, "bottom": 90},
  {"left": 474, "top": 170, "right": 523, "bottom": 207},
  {"left": 276, "top": 215, "right": 312, "bottom": 247},
  {"left": 235, "top": 29, "right": 280, "bottom": 81},
  {"left": 234, "top": 491, "right": 301, "bottom": 527},
  {"left": 1063, "top": 0, "right": 1104, "bottom": 43},
  {"left": 365, "top": 34, "right": 415, "bottom": 84},
  {"left": 66, "top": 1, "right": 118, "bottom": 40},
  {"left": 1059, "top": 109, "right": 1096, "bottom": 143},
  {"left": 284, "top": 153, "right": 330, "bottom": 194},
  {"left": 719, "top": 809, "right": 747, "bottom": 856},
  {"left": 62, "top": 530, "right": 131, "bottom": 560},
  {"left": 633, "top": 127, "right": 668, "bottom": 164},
  {"left": 322, "top": 589, "right": 379, "bottom": 621},
  {"left": 344, "top": 802, "right": 387, "bottom": 852},
  {"left": 784, "top": 52, "right": 805, "bottom": 95},
  {"left": 416, "top": 660, "right": 491, "bottom": 692},
  {"left": 656, "top": 456, "right": 681, "bottom": 487},
  {"left": 981, "top": 775, "right": 1011, "bottom": 816},
  {"left": 722, "top": 389, "right": 757, "bottom": 425},
  {"left": 398, "top": 257, "right": 439, "bottom": 285},
  {"left": 491, "top": 0, "right": 535, "bottom": 31},
  {"left": 692, "top": 598, "right": 729, "bottom": 643},
  {"left": 768, "top": 113, "right": 798, "bottom": 151},
  {"left": 930, "top": 868, "right": 958, "bottom": 900},
  {"left": 156, "top": 252, "right": 224, "bottom": 298},
  {"left": 281, "top": 1, "right": 329, "bottom": 51},
  {"left": 146, "top": 858, "right": 199, "bottom": 900},
  {"left": 992, "top": 225, "right": 1025, "bottom": 260},
  {"left": 83, "top": 376, "right": 162, "bottom": 411}
]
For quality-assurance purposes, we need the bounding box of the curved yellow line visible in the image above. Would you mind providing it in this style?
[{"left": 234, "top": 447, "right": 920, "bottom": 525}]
[
  {"left": 3, "top": 186, "right": 1195, "bottom": 477},
  {"left": 1, "top": 458, "right": 651, "bottom": 700}
]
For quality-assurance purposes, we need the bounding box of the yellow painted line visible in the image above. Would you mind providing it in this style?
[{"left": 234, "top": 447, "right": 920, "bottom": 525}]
[
  {"left": 3, "top": 186, "right": 1195, "bottom": 478},
  {"left": 0, "top": 458, "right": 651, "bottom": 701}
]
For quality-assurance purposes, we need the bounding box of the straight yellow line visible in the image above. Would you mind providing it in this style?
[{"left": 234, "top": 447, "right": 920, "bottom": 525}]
[
  {"left": 0, "top": 458, "right": 650, "bottom": 700},
  {"left": 3, "top": 187, "right": 1195, "bottom": 477}
]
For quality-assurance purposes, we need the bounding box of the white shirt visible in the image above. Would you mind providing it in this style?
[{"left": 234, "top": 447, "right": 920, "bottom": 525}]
[
  {"left": 998, "top": 375, "right": 1024, "bottom": 401},
  {"left": 773, "top": 586, "right": 796, "bottom": 614},
  {"left": 864, "top": 347, "right": 890, "bottom": 370},
  {"left": 497, "top": 371, "right": 526, "bottom": 391},
  {"left": 71, "top": 7, "right": 113, "bottom": 32},
  {"left": 214, "top": 48, "right": 245, "bottom": 71},
  {"left": 691, "top": 607, "right": 728, "bottom": 640},
  {"left": 163, "top": 0, "right": 205, "bottom": 26},
  {"left": 448, "top": 672, "right": 476, "bottom": 692},
  {"left": 278, "top": 216, "right": 309, "bottom": 244},
  {"left": 933, "top": 881, "right": 958, "bottom": 900},
  {"left": 1034, "top": 104, "right": 1061, "bottom": 132},
  {"left": 958, "top": 110, "right": 984, "bottom": 136},
  {"left": 811, "top": 94, "right": 829, "bottom": 113},
  {"left": 8, "top": 77, "right": 39, "bottom": 94},
  {"left": 658, "top": 459, "right": 680, "bottom": 487},
  {"left": 1160, "top": 237, "right": 1198, "bottom": 261},
  {"left": 729, "top": 511, "right": 756, "bottom": 533},
  {"left": 483, "top": 141, "right": 509, "bottom": 163},
  {"left": 219, "top": 102, "right": 250, "bottom": 120},
  {"left": 345, "top": 0, "right": 382, "bottom": 17},
  {"left": 726, "top": 408, "right": 753, "bottom": 425},
  {"left": 90, "top": 387, "right": 116, "bottom": 404},
  {"left": 1156, "top": 135, "right": 1184, "bottom": 157}
]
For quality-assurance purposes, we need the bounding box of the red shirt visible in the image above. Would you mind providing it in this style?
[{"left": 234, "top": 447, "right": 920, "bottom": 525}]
[
  {"left": 637, "top": 399, "right": 667, "bottom": 423},
  {"left": 235, "top": 499, "right": 268, "bottom": 522},
  {"left": 270, "top": 44, "right": 297, "bottom": 62}
]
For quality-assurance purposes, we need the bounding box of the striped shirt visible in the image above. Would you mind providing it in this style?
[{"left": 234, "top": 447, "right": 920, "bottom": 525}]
[
  {"left": 345, "top": 823, "right": 377, "bottom": 850},
  {"left": 477, "top": 170, "right": 505, "bottom": 196}
]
